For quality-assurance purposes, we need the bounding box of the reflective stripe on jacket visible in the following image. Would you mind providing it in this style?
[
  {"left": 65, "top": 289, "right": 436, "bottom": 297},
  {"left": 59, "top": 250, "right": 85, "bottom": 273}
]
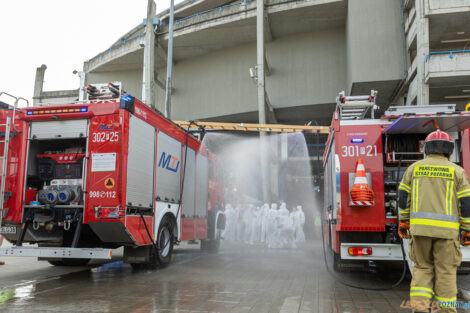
[{"left": 398, "top": 154, "right": 470, "bottom": 239}]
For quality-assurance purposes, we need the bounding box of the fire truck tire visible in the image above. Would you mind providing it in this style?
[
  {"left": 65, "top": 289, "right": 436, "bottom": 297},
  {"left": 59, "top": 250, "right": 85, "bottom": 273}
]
[{"left": 155, "top": 215, "right": 174, "bottom": 268}]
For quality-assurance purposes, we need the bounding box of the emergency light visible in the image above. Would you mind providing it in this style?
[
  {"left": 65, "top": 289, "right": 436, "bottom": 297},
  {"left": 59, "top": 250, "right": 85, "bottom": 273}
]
[
  {"left": 120, "top": 93, "right": 135, "bottom": 113},
  {"left": 350, "top": 138, "right": 364, "bottom": 143},
  {"left": 26, "top": 107, "right": 88, "bottom": 115}
]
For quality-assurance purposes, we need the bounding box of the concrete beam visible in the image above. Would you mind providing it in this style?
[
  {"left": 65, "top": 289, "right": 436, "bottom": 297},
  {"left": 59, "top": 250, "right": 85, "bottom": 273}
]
[
  {"left": 158, "top": 0, "right": 343, "bottom": 40},
  {"left": 426, "top": 0, "right": 470, "bottom": 15},
  {"left": 41, "top": 89, "right": 80, "bottom": 99},
  {"left": 86, "top": 36, "right": 142, "bottom": 73},
  {"left": 265, "top": 91, "right": 277, "bottom": 123},
  {"left": 265, "top": 56, "right": 271, "bottom": 76},
  {"left": 257, "top": 0, "right": 270, "bottom": 202},
  {"left": 142, "top": 0, "right": 156, "bottom": 108},
  {"left": 33, "top": 65, "right": 47, "bottom": 106},
  {"left": 154, "top": 73, "right": 175, "bottom": 94},
  {"left": 264, "top": 10, "right": 273, "bottom": 42},
  {"left": 415, "top": 0, "right": 430, "bottom": 105},
  {"left": 156, "top": 42, "right": 176, "bottom": 66}
]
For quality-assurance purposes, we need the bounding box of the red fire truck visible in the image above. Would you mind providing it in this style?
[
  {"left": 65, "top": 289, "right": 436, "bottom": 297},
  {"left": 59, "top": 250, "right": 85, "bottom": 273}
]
[
  {"left": 323, "top": 91, "right": 470, "bottom": 271},
  {"left": 0, "top": 85, "right": 225, "bottom": 268}
]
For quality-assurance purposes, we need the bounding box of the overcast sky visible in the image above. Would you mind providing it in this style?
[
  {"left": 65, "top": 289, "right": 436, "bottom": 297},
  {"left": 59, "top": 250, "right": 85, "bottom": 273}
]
[{"left": 0, "top": 0, "right": 179, "bottom": 105}]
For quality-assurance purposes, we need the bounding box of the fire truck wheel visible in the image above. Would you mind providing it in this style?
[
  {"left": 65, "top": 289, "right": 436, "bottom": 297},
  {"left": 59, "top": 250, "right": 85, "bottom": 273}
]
[{"left": 155, "top": 216, "right": 174, "bottom": 267}]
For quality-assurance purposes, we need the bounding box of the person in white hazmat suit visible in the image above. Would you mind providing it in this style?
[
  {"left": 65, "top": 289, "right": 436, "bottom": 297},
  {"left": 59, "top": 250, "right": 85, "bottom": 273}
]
[
  {"left": 243, "top": 205, "right": 254, "bottom": 244},
  {"left": 267, "top": 203, "right": 279, "bottom": 248},
  {"left": 279, "top": 202, "right": 289, "bottom": 216},
  {"left": 290, "top": 206, "right": 306, "bottom": 243},
  {"left": 249, "top": 206, "right": 262, "bottom": 245},
  {"left": 295, "top": 205, "right": 306, "bottom": 242},
  {"left": 279, "top": 206, "right": 296, "bottom": 248},
  {"left": 223, "top": 204, "right": 235, "bottom": 241},
  {"left": 234, "top": 205, "right": 241, "bottom": 241},
  {"left": 260, "top": 203, "right": 269, "bottom": 243}
]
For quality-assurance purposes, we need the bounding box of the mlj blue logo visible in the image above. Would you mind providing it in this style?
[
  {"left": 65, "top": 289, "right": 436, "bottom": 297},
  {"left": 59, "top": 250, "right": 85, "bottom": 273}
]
[
  {"left": 98, "top": 124, "right": 113, "bottom": 130},
  {"left": 158, "top": 152, "right": 180, "bottom": 173}
]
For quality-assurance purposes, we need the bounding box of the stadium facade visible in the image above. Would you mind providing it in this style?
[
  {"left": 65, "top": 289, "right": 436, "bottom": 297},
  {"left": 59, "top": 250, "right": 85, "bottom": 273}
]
[{"left": 35, "top": 0, "right": 470, "bottom": 124}]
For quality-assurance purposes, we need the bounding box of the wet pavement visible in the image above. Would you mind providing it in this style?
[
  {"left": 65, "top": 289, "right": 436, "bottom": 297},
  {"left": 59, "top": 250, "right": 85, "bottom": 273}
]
[{"left": 1, "top": 240, "right": 470, "bottom": 312}]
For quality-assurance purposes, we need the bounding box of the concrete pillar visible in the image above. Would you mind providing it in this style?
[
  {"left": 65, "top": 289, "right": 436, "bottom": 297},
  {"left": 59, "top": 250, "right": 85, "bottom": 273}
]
[
  {"left": 257, "top": 0, "right": 270, "bottom": 202},
  {"left": 142, "top": 0, "right": 156, "bottom": 108},
  {"left": 415, "top": 0, "right": 430, "bottom": 105},
  {"left": 164, "top": 0, "right": 175, "bottom": 119},
  {"left": 256, "top": 0, "right": 266, "bottom": 122},
  {"left": 76, "top": 71, "right": 87, "bottom": 101},
  {"left": 33, "top": 64, "right": 47, "bottom": 106}
]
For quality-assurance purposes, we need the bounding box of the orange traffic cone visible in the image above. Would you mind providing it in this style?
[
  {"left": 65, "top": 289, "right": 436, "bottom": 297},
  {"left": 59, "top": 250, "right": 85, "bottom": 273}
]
[{"left": 350, "top": 158, "right": 374, "bottom": 204}]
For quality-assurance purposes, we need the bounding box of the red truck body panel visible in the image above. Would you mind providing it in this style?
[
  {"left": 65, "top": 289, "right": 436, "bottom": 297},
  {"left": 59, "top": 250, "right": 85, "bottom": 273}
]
[
  {"left": 335, "top": 124, "right": 385, "bottom": 232},
  {"left": 1, "top": 96, "right": 224, "bottom": 248}
]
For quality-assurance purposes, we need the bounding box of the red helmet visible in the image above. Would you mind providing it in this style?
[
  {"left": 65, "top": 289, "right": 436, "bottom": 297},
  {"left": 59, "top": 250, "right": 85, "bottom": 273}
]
[{"left": 424, "top": 129, "right": 454, "bottom": 157}]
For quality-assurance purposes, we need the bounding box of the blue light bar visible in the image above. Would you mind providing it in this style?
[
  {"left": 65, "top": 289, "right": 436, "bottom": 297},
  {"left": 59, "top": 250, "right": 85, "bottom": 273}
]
[
  {"left": 80, "top": 107, "right": 88, "bottom": 112},
  {"left": 351, "top": 138, "right": 364, "bottom": 143},
  {"left": 27, "top": 111, "right": 33, "bottom": 115},
  {"left": 122, "top": 94, "right": 133, "bottom": 102}
]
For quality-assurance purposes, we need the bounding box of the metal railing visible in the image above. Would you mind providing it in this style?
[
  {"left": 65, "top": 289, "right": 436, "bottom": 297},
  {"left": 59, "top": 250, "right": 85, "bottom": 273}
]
[
  {"left": 160, "top": 0, "right": 254, "bottom": 27},
  {"left": 425, "top": 50, "right": 470, "bottom": 62}
]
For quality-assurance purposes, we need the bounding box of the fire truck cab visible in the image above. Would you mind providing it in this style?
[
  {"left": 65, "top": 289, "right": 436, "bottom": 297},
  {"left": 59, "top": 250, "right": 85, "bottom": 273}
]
[
  {"left": 324, "top": 91, "right": 470, "bottom": 271},
  {"left": 0, "top": 86, "right": 225, "bottom": 268}
]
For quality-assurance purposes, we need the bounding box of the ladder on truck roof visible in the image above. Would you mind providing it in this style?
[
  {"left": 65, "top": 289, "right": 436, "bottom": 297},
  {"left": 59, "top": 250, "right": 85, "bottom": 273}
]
[
  {"left": 336, "top": 90, "right": 378, "bottom": 120},
  {"left": 173, "top": 121, "right": 330, "bottom": 134},
  {"left": 0, "top": 92, "right": 25, "bottom": 228}
]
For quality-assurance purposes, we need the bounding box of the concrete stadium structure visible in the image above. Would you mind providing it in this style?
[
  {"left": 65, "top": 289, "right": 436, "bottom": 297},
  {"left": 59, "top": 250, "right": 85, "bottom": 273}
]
[
  {"left": 30, "top": 0, "right": 470, "bottom": 203},
  {"left": 34, "top": 0, "right": 470, "bottom": 124},
  {"left": 404, "top": 0, "right": 470, "bottom": 108},
  {"left": 85, "top": 0, "right": 405, "bottom": 125},
  {"left": 35, "top": 0, "right": 407, "bottom": 125}
]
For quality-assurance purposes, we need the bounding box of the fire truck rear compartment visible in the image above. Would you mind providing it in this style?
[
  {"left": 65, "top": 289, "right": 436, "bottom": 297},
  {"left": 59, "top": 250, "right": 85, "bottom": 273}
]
[
  {"left": 21, "top": 136, "right": 91, "bottom": 245},
  {"left": 27, "top": 138, "right": 86, "bottom": 189}
]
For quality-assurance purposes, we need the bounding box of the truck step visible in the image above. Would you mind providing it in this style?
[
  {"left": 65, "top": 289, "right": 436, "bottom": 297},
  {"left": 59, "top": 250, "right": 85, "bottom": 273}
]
[{"left": 0, "top": 246, "right": 113, "bottom": 260}]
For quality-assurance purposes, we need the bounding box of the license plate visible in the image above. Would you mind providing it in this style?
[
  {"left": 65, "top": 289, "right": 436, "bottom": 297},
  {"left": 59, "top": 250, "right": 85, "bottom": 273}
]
[{"left": 0, "top": 226, "right": 16, "bottom": 234}]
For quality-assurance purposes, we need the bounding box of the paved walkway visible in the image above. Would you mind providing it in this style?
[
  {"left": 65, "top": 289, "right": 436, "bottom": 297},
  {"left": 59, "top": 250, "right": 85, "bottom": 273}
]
[{"left": 1, "top": 240, "right": 469, "bottom": 312}]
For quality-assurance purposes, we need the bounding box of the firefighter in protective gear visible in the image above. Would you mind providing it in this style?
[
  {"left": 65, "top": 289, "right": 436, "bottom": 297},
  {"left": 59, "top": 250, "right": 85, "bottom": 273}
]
[{"left": 398, "top": 129, "right": 470, "bottom": 313}]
